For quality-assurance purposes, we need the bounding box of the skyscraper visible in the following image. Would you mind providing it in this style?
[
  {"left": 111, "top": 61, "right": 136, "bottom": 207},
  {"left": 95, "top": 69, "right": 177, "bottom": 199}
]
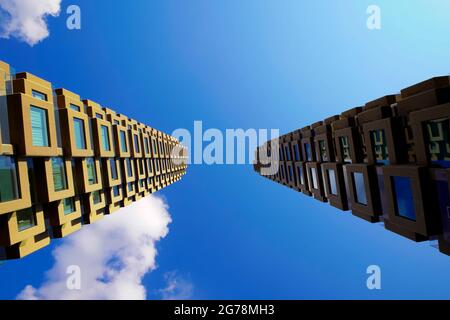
[
  {"left": 0, "top": 61, "right": 188, "bottom": 260},
  {"left": 254, "top": 76, "right": 450, "bottom": 256}
]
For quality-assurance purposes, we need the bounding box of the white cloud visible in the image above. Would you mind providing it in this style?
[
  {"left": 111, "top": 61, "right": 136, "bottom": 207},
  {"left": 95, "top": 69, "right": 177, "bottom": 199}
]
[
  {"left": 0, "top": 0, "right": 61, "bottom": 46},
  {"left": 159, "top": 271, "right": 194, "bottom": 300},
  {"left": 17, "top": 195, "right": 172, "bottom": 300}
]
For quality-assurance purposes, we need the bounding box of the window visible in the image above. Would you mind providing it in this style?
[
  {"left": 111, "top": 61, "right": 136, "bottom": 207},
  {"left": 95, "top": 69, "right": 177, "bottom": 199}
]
[
  {"left": 310, "top": 167, "right": 318, "bottom": 189},
  {"left": 63, "top": 198, "right": 76, "bottom": 215},
  {"left": 289, "top": 166, "right": 293, "bottom": 181},
  {"left": 280, "top": 165, "right": 284, "bottom": 179},
  {"left": 279, "top": 148, "right": 284, "bottom": 161},
  {"left": 30, "top": 106, "right": 49, "bottom": 147},
  {"left": 139, "top": 180, "right": 144, "bottom": 188},
  {"left": 73, "top": 118, "right": 86, "bottom": 149},
  {"left": 134, "top": 135, "right": 140, "bottom": 153},
  {"left": 52, "top": 157, "right": 68, "bottom": 192},
  {"left": 152, "top": 139, "right": 157, "bottom": 154},
  {"left": 319, "top": 140, "right": 328, "bottom": 162},
  {"left": 352, "top": 172, "right": 367, "bottom": 205},
  {"left": 69, "top": 104, "right": 80, "bottom": 112},
  {"left": 327, "top": 169, "right": 337, "bottom": 195},
  {"left": 392, "top": 176, "right": 416, "bottom": 221},
  {"left": 113, "top": 186, "right": 120, "bottom": 197},
  {"left": 147, "top": 159, "right": 153, "bottom": 174},
  {"left": 126, "top": 158, "right": 133, "bottom": 177},
  {"left": 339, "top": 136, "right": 351, "bottom": 163},
  {"left": 109, "top": 159, "right": 118, "bottom": 180},
  {"left": 120, "top": 131, "right": 128, "bottom": 152},
  {"left": 0, "top": 156, "right": 20, "bottom": 202},
  {"left": 297, "top": 166, "right": 304, "bottom": 185},
  {"left": 304, "top": 143, "right": 312, "bottom": 161},
  {"left": 128, "top": 182, "right": 133, "bottom": 192},
  {"left": 95, "top": 113, "right": 103, "bottom": 119},
  {"left": 86, "top": 158, "right": 97, "bottom": 185},
  {"left": 370, "top": 129, "right": 389, "bottom": 165},
  {"left": 294, "top": 144, "right": 300, "bottom": 161},
  {"left": 285, "top": 146, "right": 291, "bottom": 161},
  {"left": 101, "top": 125, "right": 111, "bottom": 151},
  {"left": 144, "top": 138, "right": 149, "bottom": 154},
  {"left": 113, "top": 120, "right": 120, "bottom": 125},
  {"left": 424, "top": 118, "right": 450, "bottom": 168},
  {"left": 155, "top": 160, "right": 159, "bottom": 172},
  {"left": 92, "top": 190, "right": 102, "bottom": 204},
  {"left": 32, "top": 90, "right": 47, "bottom": 101},
  {"left": 17, "top": 208, "right": 36, "bottom": 231}
]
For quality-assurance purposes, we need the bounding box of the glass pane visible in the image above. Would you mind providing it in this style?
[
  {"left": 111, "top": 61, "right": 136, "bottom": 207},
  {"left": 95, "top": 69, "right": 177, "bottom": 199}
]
[
  {"left": 304, "top": 143, "right": 312, "bottom": 161},
  {"left": 425, "top": 118, "right": 450, "bottom": 168},
  {"left": 32, "top": 90, "right": 47, "bottom": 101},
  {"left": 52, "top": 157, "right": 68, "bottom": 192},
  {"left": 319, "top": 140, "right": 328, "bottom": 162},
  {"left": 73, "top": 118, "right": 86, "bottom": 149},
  {"left": 392, "top": 176, "right": 416, "bottom": 221},
  {"left": 86, "top": 158, "right": 97, "bottom": 185},
  {"left": 294, "top": 145, "right": 300, "bottom": 161},
  {"left": 134, "top": 135, "right": 140, "bottom": 153},
  {"left": 147, "top": 159, "right": 153, "bottom": 174},
  {"left": 297, "top": 166, "right": 304, "bottom": 184},
  {"left": 328, "top": 169, "right": 337, "bottom": 195},
  {"left": 113, "top": 186, "right": 120, "bottom": 197},
  {"left": 353, "top": 172, "right": 367, "bottom": 205},
  {"left": 285, "top": 146, "right": 291, "bottom": 161},
  {"left": 126, "top": 158, "right": 133, "bottom": 177},
  {"left": 144, "top": 138, "right": 149, "bottom": 154},
  {"left": 69, "top": 104, "right": 80, "bottom": 112},
  {"left": 63, "top": 198, "right": 76, "bottom": 215},
  {"left": 17, "top": 208, "right": 36, "bottom": 231},
  {"left": 92, "top": 190, "right": 101, "bottom": 204},
  {"left": 0, "top": 156, "right": 20, "bottom": 202},
  {"left": 370, "top": 129, "right": 389, "bottom": 165},
  {"left": 30, "top": 106, "right": 49, "bottom": 147},
  {"left": 128, "top": 182, "right": 133, "bottom": 192},
  {"left": 120, "top": 131, "right": 128, "bottom": 152},
  {"left": 310, "top": 167, "right": 318, "bottom": 189},
  {"left": 101, "top": 125, "right": 111, "bottom": 151},
  {"left": 339, "top": 136, "right": 351, "bottom": 163},
  {"left": 110, "top": 158, "right": 118, "bottom": 180}
]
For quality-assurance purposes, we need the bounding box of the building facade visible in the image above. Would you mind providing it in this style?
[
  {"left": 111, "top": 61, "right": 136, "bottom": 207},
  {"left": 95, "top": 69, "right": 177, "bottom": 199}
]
[
  {"left": 0, "top": 61, "right": 188, "bottom": 260},
  {"left": 254, "top": 76, "right": 450, "bottom": 256}
]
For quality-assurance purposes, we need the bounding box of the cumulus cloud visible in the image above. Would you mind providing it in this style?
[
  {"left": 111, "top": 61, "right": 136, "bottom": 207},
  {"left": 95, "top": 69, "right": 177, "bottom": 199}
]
[
  {"left": 159, "top": 271, "right": 194, "bottom": 300},
  {"left": 0, "top": 0, "right": 61, "bottom": 46},
  {"left": 17, "top": 195, "right": 172, "bottom": 300}
]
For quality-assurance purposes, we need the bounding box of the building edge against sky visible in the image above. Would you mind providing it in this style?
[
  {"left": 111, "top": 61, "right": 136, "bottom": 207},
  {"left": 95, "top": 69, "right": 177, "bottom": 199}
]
[
  {"left": 0, "top": 60, "right": 188, "bottom": 260},
  {"left": 254, "top": 76, "right": 450, "bottom": 257}
]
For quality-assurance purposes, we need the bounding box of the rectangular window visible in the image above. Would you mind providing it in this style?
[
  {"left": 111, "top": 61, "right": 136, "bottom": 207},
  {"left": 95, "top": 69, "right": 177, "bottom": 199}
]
[
  {"left": 17, "top": 208, "right": 36, "bottom": 231},
  {"left": 370, "top": 129, "right": 389, "bottom": 165},
  {"left": 310, "top": 167, "right": 318, "bottom": 189},
  {"left": 120, "top": 131, "right": 128, "bottom": 152},
  {"left": 113, "top": 120, "right": 120, "bottom": 125},
  {"left": 319, "top": 140, "right": 328, "bottom": 162},
  {"left": 304, "top": 143, "right": 312, "bottom": 161},
  {"left": 69, "top": 104, "right": 80, "bottom": 112},
  {"left": 155, "top": 160, "right": 159, "bottom": 172},
  {"left": 339, "top": 136, "right": 351, "bottom": 163},
  {"left": 73, "top": 118, "right": 86, "bottom": 149},
  {"left": 32, "top": 90, "right": 47, "bottom": 101},
  {"left": 52, "top": 157, "right": 68, "bottom": 192},
  {"left": 0, "top": 156, "right": 20, "bottom": 202},
  {"left": 424, "top": 118, "right": 450, "bottom": 168},
  {"left": 152, "top": 139, "right": 157, "bottom": 154},
  {"left": 294, "top": 144, "right": 300, "bottom": 161},
  {"left": 147, "top": 159, "right": 153, "bottom": 174},
  {"left": 30, "top": 106, "right": 49, "bottom": 147},
  {"left": 92, "top": 190, "right": 102, "bottom": 204},
  {"left": 95, "top": 113, "right": 103, "bottom": 119},
  {"left": 297, "top": 166, "right": 304, "bottom": 185},
  {"left": 280, "top": 165, "right": 285, "bottom": 179},
  {"left": 139, "top": 180, "right": 144, "bottom": 188},
  {"left": 63, "top": 198, "right": 76, "bottom": 215},
  {"left": 289, "top": 166, "right": 293, "bottom": 181},
  {"left": 144, "top": 138, "right": 149, "bottom": 154},
  {"left": 134, "top": 135, "right": 140, "bottom": 153},
  {"left": 352, "top": 172, "right": 367, "bottom": 205},
  {"left": 128, "top": 182, "right": 133, "bottom": 192},
  {"left": 86, "top": 158, "right": 97, "bottom": 185},
  {"left": 113, "top": 186, "right": 120, "bottom": 197},
  {"left": 101, "top": 125, "right": 111, "bottom": 151},
  {"left": 392, "top": 176, "right": 416, "bottom": 221},
  {"left": 327, "top": 169, "right": 337, "bottom": 195},
  {"left": 285, "top": 146, "right": 291, "bottom": 161},
  {"left": 126, "top": 158, "right": 133, "bottom": 177},
  {"left": 109, "top": 159, "right": 118, "bottom": 180}
]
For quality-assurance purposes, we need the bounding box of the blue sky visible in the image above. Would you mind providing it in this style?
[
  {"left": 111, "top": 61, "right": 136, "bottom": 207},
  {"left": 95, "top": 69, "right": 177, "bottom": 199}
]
[{"left": 2, "top": 0, "right": 450, "bottom": 299}]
